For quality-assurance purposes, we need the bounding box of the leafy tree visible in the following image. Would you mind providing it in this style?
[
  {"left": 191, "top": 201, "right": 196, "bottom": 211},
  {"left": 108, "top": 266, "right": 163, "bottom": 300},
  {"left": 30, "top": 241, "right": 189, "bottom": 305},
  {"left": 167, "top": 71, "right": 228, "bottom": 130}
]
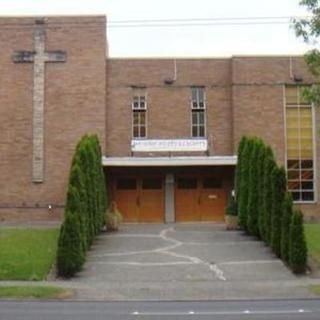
[
  {"left": 281, "top": 193, "right": 294, "bottom": 263},
  {"left": 235, "top": 136, "right": 248, "bottom": 212},
  {"left": 261, "top": 146, "right": 276, "bottom": 243},
  {"left": 294, "top": 0, "right": 320, "bottom": 105},
  {"left": 270, "top": 166, "right": 287, "bottom": 257},
  {"left": 247, "top": 139, "right": 260, "bottom": 237},
  {"left": 289, "top": 209, "right": 308, "bottom": 274}
]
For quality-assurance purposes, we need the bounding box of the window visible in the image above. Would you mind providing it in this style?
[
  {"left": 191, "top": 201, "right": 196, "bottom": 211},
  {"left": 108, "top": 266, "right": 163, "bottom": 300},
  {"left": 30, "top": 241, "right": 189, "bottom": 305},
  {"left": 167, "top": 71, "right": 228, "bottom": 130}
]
[
  {"left": 132, "top": 93, "right": 147, "bottom": 138},
  {"left": 116, "top": 178, "right": 137, "bottom": 190},
  {"left": 177, "top": 177, "right": 197, "bottom": 189},
  {"left": 142, "top": 178, "right": 162, "bottom": 190},
  {"left": 191, "top": 87, "right": 206, "bottom": 137},
  {"left": 202, "top": 177, "right": 222, "bottom": 189},
  {"left": 285, "top": 86, "right": 315, "bottom": 202}
]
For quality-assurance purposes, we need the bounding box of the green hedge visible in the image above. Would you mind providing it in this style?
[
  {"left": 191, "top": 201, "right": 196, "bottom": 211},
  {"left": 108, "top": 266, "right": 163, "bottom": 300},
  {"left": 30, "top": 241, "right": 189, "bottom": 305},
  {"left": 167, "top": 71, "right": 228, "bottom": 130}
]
[
  {"left": 235, "top": 136, "right": 307, "bottom": 274},
  {"left": 57, "top": 135, "right": 108, "bottom": 278}
]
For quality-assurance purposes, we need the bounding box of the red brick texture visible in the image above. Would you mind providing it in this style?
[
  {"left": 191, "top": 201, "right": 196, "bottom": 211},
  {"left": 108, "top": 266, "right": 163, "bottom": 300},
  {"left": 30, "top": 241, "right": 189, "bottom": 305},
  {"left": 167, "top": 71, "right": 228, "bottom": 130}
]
[{"left": 0, "top": 16, "right": 107, "bottom": 221}]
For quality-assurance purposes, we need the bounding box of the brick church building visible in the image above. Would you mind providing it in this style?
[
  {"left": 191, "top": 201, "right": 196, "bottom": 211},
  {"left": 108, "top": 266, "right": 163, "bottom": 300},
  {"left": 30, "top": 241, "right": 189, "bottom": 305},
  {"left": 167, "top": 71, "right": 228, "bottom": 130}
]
[{"left": 0, "top": 16, "right": 319, "bottom": 223}]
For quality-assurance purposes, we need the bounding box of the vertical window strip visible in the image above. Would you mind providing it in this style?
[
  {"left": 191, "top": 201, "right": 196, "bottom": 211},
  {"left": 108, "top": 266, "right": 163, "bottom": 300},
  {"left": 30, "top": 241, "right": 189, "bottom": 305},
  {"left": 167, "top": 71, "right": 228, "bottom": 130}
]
[
  {"left": 191, "top": 87, "right": 206, "bottom": 137},
  {"left": 132, "top": 92, "right": 147, "bottom": 138},
  {"left": 285, "top": 86, "right": 315, "bottom": 202}
]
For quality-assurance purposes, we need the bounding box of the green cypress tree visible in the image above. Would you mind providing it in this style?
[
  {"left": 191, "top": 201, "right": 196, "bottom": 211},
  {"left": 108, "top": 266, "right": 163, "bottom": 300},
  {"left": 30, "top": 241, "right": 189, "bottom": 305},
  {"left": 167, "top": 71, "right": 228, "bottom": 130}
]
[
  {"left": 238, "top": 138, "right": 254, "bottom": 230},
  {"left": 235, "top": 136, "right": 248, "bottom": 212},
  {"left": 257, "top": 140, "right": 266, "bottom": 239},
  {"left": 88, "top": 137, "right": 101, "bottom": 234},
  {"left": 270, "top": 166, "right": 287, "bottom": 257},
  {"left": 281, "top": 192, "right": 293, "bottom": 263},
  {"left": 261, "top": 146, "right": 276, "bottom": 244},
  {"left": 78, "top": 141, "right": 95, "bottom": 244},
  {"left": 56, "top": 209, "right": 84, "bottom": 278},
  {"left": 289, "top": 209, "right": 308, "bottom": 274},
  {"left": 68, "top": 163, "right": 88, "bottom": 251},
  {"left": 247, "top": 139, "right": 260, "bottom": 236},
  {"left": 93, "top": 134, "right": 108, "bottom": 226}
]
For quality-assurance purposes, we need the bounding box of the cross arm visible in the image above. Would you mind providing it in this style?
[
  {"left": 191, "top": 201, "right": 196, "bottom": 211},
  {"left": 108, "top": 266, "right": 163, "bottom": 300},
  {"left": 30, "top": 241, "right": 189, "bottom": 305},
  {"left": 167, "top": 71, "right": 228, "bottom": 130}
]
[
  {"left": 12, "top": 51, "right": 35, "bottom": 63},
  {"left": 44, "top": 51, "right": 67, "bottom": 62}
]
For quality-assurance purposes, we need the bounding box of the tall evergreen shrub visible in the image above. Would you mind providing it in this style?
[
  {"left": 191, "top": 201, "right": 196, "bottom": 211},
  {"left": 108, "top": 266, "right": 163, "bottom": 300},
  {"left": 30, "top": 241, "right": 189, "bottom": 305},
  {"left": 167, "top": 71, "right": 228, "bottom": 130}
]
[
  {"left": 56, "top": 134, "right": 107, "bottom": 278},
  {"left": 289, "top": 209, "right": 308, "bottom": 274},
  {"left": 270, "top": 166, "right": 287, "bottom": 257},
  {"left": 57, "top": 209, "right": 84, "bottom": 277},
  {"left": 256, "top": 140, "right": 266, "bottom": 239},
  {"left": 247, "top": 139, "right": 260, "bottom": 236},
  {"left": 262, "top": 146, "right": 276, "bottom": 244},
  {"left": 281, "top": 193, "right": 293, "bottom": 263},
  {"left": 68, "top": 163, "right": 88, "bottom": 251},
  {"left": 238, "top": 138, "right": 253, "bottom": 230},
  {"left": 235, "top": 136, "right": 248, "bottom": 212}
]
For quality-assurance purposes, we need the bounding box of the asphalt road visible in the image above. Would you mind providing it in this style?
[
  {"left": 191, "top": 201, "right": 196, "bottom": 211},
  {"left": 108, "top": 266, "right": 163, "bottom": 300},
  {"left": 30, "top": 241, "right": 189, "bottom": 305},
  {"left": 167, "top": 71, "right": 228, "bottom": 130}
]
[{"left": 1, "top": 299, "right": 320, "bottom": 320}]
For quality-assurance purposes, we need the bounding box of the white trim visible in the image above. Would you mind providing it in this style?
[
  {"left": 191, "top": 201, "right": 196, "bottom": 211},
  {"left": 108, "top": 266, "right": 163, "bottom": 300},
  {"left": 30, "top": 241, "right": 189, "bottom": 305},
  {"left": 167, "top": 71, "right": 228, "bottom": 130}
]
[{"left": 102, "top": 155, "right": 237, "bottom": 167}]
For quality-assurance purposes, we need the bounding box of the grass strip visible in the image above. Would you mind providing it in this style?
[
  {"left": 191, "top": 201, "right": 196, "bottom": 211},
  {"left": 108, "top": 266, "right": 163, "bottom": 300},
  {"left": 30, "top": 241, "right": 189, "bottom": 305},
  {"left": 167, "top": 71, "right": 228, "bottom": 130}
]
[
  {"left": 0, "top": 286, "right": 72, "bottom": 299},
  {"left": 0, "top": 228, "right": 59, "bottom": 280}
]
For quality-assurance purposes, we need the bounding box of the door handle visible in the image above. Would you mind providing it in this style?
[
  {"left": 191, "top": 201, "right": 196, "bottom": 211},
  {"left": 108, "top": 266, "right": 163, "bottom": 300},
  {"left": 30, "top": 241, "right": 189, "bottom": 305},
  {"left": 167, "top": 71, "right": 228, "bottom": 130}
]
[{"left": 136, "top": 196, "right": 140, "bottom": 207}]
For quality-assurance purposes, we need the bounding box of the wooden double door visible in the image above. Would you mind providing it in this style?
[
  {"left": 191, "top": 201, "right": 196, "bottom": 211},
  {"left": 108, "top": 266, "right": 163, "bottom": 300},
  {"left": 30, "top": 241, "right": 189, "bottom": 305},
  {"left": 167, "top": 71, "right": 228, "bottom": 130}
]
[
  {"left": 175, "top": 176, "right": 227, "bottom": 222},
  {"left": 114, "top": 176, "right": 164, "bottom": 222}
]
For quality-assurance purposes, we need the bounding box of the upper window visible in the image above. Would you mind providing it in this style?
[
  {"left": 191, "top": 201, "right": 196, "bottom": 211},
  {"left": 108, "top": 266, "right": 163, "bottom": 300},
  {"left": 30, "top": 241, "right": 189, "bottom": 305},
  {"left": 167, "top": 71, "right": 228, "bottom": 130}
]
[
  {"left": 132, "top": 95, "right": 147, "bottom": 110},
  {"left": 191, "top": 87, "right": 206, "bottom": 137},
  {"left": 191, "top": 87, "right": 205, "bottom": 109},
  {"left": 285, "top": 86, "right": 315, "bottom": 202},
  {"left": 132, "top": 92, "right": 147, "bottom": 138}
]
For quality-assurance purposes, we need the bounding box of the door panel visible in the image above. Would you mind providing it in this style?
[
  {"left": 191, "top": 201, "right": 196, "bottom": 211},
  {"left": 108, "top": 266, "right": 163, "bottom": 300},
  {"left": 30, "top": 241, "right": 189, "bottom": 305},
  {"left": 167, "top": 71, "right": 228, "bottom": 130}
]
[
  {"left": 200, "top": 177, "right": 226, "bottom": 221},
  {"left": 139, "top": 178, "right": 164, "bottom": 222},
  {"left": 175, "top": 177, "right": 200, "bottom": 222},
  {"left": 175, "top": 176, "right": 227, "bottom": 222},
  {"left": 114, "top": 178, "right": 139, "bottom": 222},
  {"left": 200, "top": 189, "right": 226, "bottom": 221},
  {"left": 114, "top": 176, "right": 164, "bottom": 223}
]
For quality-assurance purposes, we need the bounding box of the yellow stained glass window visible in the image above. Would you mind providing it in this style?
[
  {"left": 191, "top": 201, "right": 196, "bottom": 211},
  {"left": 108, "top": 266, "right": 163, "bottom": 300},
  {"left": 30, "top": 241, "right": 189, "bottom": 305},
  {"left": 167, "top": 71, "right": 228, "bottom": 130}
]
[{"left": 285, "top": 86, "right": 314, "bottom": 202}]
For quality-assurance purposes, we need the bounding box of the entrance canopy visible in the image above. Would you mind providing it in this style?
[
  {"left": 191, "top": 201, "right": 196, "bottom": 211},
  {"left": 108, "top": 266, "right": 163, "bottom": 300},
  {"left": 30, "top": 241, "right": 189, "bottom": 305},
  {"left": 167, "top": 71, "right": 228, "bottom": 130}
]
[{"left": 102, "top": 156, "right": 237, "bottom": 167}]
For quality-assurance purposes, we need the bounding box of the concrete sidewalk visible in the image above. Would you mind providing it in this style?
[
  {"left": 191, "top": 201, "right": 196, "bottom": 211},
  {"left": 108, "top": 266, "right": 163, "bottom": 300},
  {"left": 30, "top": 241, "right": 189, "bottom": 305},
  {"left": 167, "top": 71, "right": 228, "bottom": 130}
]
[{"left": 62, "top": 223, "right": 319, "bottom": 300}]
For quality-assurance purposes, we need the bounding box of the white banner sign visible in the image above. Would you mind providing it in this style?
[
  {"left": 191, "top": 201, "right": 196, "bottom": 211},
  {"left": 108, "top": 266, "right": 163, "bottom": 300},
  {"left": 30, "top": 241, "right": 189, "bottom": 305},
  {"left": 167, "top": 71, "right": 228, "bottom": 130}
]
[{"left": 131, "top": 139, "right": 208, "bottom": 152}]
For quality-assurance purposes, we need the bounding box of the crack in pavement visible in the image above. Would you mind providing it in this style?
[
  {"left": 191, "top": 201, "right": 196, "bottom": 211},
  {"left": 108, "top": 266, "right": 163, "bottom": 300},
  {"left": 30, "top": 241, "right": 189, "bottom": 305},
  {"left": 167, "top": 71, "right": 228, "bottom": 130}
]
[{"left": 90, "top": 227, "right": 226, "bottom": 281}]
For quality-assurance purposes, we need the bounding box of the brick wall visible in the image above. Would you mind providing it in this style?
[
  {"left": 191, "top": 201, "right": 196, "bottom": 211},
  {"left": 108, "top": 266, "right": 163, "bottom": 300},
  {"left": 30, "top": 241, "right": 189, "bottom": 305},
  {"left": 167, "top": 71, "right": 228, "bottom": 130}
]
[
  {"left": 0, "top": 16, "right": 107, "bottom": 221},
  {"left": 106, "top": 58, "right": 233, "bottom": 156}
]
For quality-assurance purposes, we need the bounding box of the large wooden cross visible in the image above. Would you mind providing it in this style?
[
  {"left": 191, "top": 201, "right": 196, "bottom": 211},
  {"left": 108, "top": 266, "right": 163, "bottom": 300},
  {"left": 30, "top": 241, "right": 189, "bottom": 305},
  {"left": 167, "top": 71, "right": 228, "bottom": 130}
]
[{"left": 12, "top": 23, "right": 66, "bottom": 182}]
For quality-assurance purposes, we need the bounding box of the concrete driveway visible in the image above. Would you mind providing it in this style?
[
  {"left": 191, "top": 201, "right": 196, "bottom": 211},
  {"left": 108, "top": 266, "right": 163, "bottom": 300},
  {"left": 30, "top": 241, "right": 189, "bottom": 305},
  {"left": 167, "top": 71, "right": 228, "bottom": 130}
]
[{"left": 70, "top": 224, "right": 313, "bottom": 300}]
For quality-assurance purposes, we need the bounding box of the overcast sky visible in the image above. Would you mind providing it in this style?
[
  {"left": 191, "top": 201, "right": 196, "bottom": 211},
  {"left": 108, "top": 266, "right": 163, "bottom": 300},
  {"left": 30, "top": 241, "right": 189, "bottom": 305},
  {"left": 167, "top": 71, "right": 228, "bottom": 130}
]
[{"left": 0, "top": 0, "right": 314, "bottom": 57}]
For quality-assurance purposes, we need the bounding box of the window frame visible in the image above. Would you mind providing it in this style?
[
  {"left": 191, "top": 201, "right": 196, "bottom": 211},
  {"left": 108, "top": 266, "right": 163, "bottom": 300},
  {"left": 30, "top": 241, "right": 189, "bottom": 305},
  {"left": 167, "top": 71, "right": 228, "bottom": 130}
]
[
  {"left": 132, "top": 91, "right": 147, "bottom": 139},
  {"left": 283, "top": 85, "right": 317, "bottom": 204},
  {"left": 190, "top": 87, "right": 206, "bottom": 138}
]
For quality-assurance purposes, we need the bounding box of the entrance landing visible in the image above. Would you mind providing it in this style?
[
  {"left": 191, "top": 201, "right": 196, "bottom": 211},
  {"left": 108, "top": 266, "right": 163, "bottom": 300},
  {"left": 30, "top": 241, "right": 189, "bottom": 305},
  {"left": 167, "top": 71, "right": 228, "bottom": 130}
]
[{"left": 70, "top": 224, "right": 313, "bottom": 300}]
